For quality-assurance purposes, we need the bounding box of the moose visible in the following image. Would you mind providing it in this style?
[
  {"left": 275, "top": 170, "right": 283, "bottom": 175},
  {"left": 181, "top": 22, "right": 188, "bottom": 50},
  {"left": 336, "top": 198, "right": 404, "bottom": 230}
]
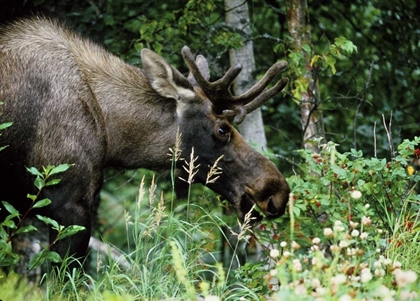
[{"left": 0, "top": 17, "right": 290, "bottom": 263}]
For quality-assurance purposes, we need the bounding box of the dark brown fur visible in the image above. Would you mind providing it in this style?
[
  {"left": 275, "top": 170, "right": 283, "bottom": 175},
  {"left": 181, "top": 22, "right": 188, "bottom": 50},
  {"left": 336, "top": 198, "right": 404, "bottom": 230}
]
[{"left": 0, "top": 17, "right": 290, "bottom": 261}]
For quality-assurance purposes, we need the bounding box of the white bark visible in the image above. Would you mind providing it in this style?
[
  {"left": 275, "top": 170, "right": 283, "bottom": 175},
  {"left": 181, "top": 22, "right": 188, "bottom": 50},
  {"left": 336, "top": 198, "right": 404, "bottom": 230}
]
[{"left": 225, "top": 0, "right": 268, "bottom": 150}]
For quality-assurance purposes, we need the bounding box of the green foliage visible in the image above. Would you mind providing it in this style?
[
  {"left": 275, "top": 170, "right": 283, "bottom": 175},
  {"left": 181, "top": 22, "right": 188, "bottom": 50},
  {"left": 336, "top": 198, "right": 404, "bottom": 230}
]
[{"left": 0, "top": 164, "right": 85, "bottom": 270}]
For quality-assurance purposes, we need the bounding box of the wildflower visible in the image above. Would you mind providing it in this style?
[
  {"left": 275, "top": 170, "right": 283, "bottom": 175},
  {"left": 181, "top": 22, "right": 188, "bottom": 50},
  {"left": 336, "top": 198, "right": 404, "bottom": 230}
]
[
  {"left": 393, "top": 270, "right": 418, "bottom": 288},
  {"left": 407, "top": 165, "right": 415, "bottom": 175},
  {"left": 365, "top": 203, "right": 370, "bottom": 208},
  {"left": 270, "top": 249, "right": 280, "bottom": 258},
  {"left": 361, "top": 215, "right": 372, "bottom": 226},
  {"left": 270, "top": 269, "right": 277, "bottom": 277},
  {"left": 349, "top": 221, "right": 359, "bottom": 228},
  {"left": 339, "top": 240, "right": 349, "bottom": 248},
  {"left": 360, "top": 232, "right": 368, "bottom": 240},
  {"left": 294, "top": 283, "right": 307, "bottom": 296},
  {"left": 330, "top": 244, "right": 341, "bottom": 253},
  {"left": 346, "top": 248, "right": 357, "bottom": 256},
  {"left": 333, "top": 220, "right": 345, "bottom": 232},
  {"left": 293, "top": 258, "right": 302, "bottom": 272},
  {"left": 338, "top": 295, "right": 352, "bottom": 301},
  {"left": 311, "top": 278, "right": 321, "bottom": 288},
  {"left": 283, "top": 251, "right": 291, "bottom": 258},
  {"left": 280, "top": 241, "right": 287, "bottom": 248},
  {"left": 392, "top": 261, "right": 402, "bottom": 270},
  {"left": 400, "top": 291, "right": 418, "bottom": 300},
  {"left": 351, "top": 229, "right": 360, "bottom": 237},
  {"left": 360, "top": 268, "right": 373, "bottom": 283},
  {"left": 312, "top": 237, "right": 321, "bottom": 245},
  {"left": 323, "top": 228, "right": 334, "bottom": 237},
  {"left": 374, "top": 261, "right": 382, "bottom": 269},
  {"left": 350, "top": 190, "right": 362, "bottom": 199},
  {"left": 375, "top": 268, "right": 385, "bottom": 277},
  {"left": 292, "top": 241, "right": 301, "bottom": 250},
  {"left": 331, "top": 274, "right": 347, "bottom": 285}
]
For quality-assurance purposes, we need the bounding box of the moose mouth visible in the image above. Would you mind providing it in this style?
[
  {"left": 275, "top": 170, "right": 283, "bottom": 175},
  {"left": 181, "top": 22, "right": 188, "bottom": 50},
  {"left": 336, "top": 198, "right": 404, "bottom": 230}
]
[{"left": 236, "top": 184, "right": 288, "bottom": 222}]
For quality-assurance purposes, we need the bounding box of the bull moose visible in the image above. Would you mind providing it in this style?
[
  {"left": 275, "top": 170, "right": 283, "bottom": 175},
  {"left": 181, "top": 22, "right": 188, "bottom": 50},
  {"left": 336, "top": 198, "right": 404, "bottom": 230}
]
[{"left": 0, "top": 17, "right": 290, "bottom": 262}]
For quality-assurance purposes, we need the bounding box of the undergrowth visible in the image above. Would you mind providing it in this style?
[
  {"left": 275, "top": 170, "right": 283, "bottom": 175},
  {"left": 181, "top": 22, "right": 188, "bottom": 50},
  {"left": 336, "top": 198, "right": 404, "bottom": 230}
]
[{"left": 0, "top": 137, "right": 419, "bottom": 300}]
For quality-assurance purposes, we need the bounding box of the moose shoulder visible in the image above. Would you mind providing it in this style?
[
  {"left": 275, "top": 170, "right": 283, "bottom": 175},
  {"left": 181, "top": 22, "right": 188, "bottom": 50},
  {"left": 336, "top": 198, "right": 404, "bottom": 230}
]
[{"left": 0, "top": 17, "right": 290, "bottom": 260}]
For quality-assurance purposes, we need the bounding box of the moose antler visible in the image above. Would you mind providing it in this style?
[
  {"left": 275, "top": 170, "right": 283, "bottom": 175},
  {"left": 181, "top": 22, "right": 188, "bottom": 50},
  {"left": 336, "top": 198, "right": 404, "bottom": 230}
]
[{"left": 181, "top": 46, "right": 288, "bottom": 124}]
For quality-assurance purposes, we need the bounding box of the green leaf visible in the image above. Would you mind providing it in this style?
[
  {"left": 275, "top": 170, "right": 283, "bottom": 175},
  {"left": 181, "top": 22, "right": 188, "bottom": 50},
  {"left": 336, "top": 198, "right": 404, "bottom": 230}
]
[
  {"left": 1, "top": 201, "right": 19, "bottom": 216},
  {"left": 15, "top": 224, "right": 37, "bottom": 234},
  {"left": 44, "top": 251, "right": 62, "bottom": 263},
  {"left": 1, "top": 219, "right": 17, "bottom": 229},
  {"left": 324, "top": 55, "right": 337, "bottom": 74},
  {"left": 36, "top": 215, "right": 59, "bottom": 229},
  {"left": 28, "top": 249, "right": 46, "bottom": 270},
  {"left": 27, "top": 193, "right": 37, "bottom": 202},
  {"left": 33, "top": 198, "right": 52, "bottom": 209},
  {"left": 45, "top": 179, "right": 61, "bottom": 186},
  {"left": 48, "top": 163, "right": 74, "bottom": 176},
  {"left": 0, "top": 122, "right": 13, "bottom": 130},
  {"left": 302, "top": 43, "right": 311, "bottom": 54},
  {"left": 56, "top": 225, "right": 86, "bottom": 241},
  {"left": 26, "top": 166, "right": 43, "bottom": 177},
  {"left": 34, "top": 176, "right": 43, "bottom": 190}
]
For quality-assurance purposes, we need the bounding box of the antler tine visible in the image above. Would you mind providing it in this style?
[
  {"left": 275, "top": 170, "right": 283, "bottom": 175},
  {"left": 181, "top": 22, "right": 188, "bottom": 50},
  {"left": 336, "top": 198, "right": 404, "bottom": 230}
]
[
  {"left": 231, "top": 61, "right": 288, "bottom": 105},
  {"left": 244, "top": 77, "right": 289, "bottom": 113},
  {"left": 181, "top": 46, "right": 242, "bottom": 102},
  {"left": 182, "top": 46, "right": 212, "bottom": 91}
]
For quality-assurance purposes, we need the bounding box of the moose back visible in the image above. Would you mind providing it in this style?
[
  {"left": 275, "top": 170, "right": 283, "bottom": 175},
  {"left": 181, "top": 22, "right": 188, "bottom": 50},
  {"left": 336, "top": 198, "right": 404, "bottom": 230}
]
[{"left": 0, "top": 17, "right": 290, "bottom": 260}]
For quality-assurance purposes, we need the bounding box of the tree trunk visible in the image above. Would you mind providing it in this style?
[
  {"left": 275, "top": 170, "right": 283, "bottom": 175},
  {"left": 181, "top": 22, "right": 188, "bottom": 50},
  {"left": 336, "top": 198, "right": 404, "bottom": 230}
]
[
  {"left": 285, "top": 0, "right": 325, "bottom": 153},
  {"left": 225, "top": 0, "right": 268, "bottom": 150}
]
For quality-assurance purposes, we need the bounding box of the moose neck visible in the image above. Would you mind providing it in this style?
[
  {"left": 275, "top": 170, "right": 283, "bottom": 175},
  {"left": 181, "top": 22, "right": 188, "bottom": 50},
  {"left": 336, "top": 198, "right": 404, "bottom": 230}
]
[{"left": 76, "top": 50, "right": 178, "bottom": 171}]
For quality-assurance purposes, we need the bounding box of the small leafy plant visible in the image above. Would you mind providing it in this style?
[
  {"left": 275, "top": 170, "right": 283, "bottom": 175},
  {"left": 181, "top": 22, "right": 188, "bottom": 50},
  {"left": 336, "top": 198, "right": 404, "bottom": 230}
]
[{"left": 0, "top": 164, "right": 85, "bottom": 270}]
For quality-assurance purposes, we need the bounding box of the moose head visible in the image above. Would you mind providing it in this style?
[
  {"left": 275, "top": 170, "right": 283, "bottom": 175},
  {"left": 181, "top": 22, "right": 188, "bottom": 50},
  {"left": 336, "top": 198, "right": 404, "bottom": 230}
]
[{"left": 139, "top": 46, "right": 290, "bottom": 220}]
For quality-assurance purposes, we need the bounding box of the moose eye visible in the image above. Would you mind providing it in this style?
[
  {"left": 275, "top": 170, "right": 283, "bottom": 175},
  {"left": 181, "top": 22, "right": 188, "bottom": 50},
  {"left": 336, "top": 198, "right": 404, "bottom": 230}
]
[{"left": 215, "top": 123, "right": 231, "bottom": 140}]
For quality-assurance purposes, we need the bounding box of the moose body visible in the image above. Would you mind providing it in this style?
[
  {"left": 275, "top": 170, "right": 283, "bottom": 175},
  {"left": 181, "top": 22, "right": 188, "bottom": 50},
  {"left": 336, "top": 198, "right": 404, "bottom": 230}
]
[{"left": 0, "top": 17, "right": 290, "bottom": 261}]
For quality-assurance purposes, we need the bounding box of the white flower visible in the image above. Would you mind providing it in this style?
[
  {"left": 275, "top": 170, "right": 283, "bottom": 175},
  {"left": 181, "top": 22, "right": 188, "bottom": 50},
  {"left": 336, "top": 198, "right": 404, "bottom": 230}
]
[
  {"left": 312, "top": 237, "right": 321, "bottom": 245},
  {"left": 283, "top": 251, "right": 291, "bottom": 258},
  {"left": 280, "top": 241, "right": 287, "bottom": 248},
  {"left": 333, "top": 220, "right": 345, "bottom": 232},
  {"left": 331, "top": 274, "right": 347, "bottom": 285},
  {"left": 360, "top": 268, "right": 373, "bottom": 283},
  {"left": 270, "top": 249, "right": 280, "bottom": 258},
  {"left": 311, "top": 278, "right": 321, "bottom": 288},
  {"left": 360, "top": 232, "right": 368, "bottom": 240},
  {"left": 361, "top": 215, "right": 372, "bottom": 226},
  {"left": 292, "top": 241, "right": 301, "bottom": 250},
  {"left": 393, "top": 270, "right": 418, "bottom": 288},
  {"left": 351, "top": 229, "right": 360, "bottom": 237},
  {"left": 375, "top": 268, "right": 385, "bottom": 277},
  {"left": 349, "top": 221, "right": 359, "bottom": 228},
  {"left": 350, "top": 190, "right": 362, "bottom": 199},
  {"left": 270, "top": 269, "right": 277, "bottom": 277},
  {"left": 339, "top": 240, "right": 349, "bottom": 248},
  {"left": 293, "top": 259, "right": 302, "bottom": 272},
  {"left": 365, "top": 203, "right": 370, "bottom": 208},
  {"left": 323, "top": 228, "right": 334, "bottom": 237},
  {"left": 338, "top": 295, "right": 352, "bottom": 301}
]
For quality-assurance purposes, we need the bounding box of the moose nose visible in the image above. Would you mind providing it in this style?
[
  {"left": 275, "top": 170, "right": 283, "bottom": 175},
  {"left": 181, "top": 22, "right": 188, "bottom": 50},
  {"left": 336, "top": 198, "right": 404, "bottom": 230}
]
[
  {"left": 244, "top": 177, "right": 290, "bottom": 219},
  {"left": 266, "top": 194, "right": 288, "bottom": 218}
]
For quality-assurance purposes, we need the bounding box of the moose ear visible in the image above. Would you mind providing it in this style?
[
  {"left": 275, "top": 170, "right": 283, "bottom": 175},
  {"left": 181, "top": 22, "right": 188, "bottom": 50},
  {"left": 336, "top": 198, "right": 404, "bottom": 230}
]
[
  {"left": 187, "top": 54, "right": 210, "bottom": 86},
  {"left": 141, "top": 48, "right": 195, "bottom": 101}
]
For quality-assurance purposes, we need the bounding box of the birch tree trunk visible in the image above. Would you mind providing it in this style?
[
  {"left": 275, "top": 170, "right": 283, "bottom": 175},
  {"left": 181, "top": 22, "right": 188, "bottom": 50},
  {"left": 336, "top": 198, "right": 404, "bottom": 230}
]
[
  {"left": 286, "top": 0, "right": 325, "bottom": 153},
  {"left": 225, "top": 0, "right": 268, "bottom": 150}
]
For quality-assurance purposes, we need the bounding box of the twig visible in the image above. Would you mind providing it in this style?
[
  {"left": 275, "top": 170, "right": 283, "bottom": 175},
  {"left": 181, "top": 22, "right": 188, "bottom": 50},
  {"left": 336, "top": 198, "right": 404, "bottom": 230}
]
[
  {"left": 373, "top": 121, "right": 377, "bottom": 158},
  {"left": 382, "top": 111, "right": 394, "bottom": 159}
]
